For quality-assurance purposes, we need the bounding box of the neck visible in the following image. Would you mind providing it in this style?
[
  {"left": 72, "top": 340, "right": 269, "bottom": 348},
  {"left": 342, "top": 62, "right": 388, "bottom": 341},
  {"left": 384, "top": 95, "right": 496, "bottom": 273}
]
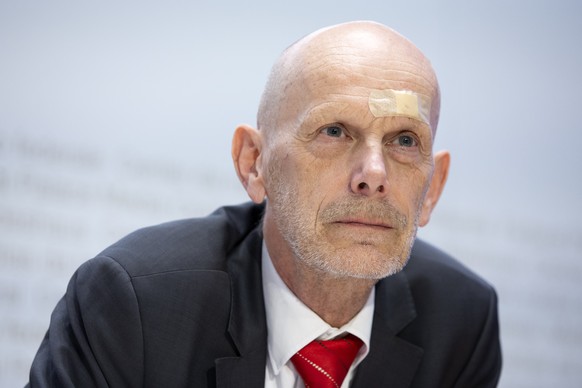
[{"left": 286, "top": 264, "right": 376, "bottom": 328}]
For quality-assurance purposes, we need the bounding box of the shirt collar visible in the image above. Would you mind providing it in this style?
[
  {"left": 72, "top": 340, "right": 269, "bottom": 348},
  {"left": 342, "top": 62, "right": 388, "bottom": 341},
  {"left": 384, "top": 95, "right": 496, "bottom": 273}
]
[{"left": 261, "top": 242, "right": 375, "bottom": 376}]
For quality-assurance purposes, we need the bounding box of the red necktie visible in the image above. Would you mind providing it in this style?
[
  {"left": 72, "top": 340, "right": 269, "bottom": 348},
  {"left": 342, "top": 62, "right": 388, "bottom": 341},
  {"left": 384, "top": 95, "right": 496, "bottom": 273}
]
[{"left": 291, "top": 333, "right": 363, "bottom": 388}]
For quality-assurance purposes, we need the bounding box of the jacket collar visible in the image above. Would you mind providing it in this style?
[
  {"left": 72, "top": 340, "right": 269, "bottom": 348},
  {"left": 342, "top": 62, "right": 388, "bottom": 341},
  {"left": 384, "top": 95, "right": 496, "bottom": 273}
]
[
  {"left": 352, "top": 271, "right": 423, "bottom": 388},
  {"left": 215, "top": 226, "right": 268, "bottom": 388}
]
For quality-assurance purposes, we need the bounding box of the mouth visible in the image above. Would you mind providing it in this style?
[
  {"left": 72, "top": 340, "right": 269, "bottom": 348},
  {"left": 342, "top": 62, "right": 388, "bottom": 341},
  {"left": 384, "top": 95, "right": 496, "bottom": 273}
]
[{"left": 332, "top": 218, "right": 394, "bottom": 230}]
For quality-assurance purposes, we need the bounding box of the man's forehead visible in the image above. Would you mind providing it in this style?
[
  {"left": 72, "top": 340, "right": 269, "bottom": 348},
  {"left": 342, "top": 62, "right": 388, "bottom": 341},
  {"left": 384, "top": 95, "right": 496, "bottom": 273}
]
[
  {"left": 292, "top": 62, "right": 436, "bottom": 131},
  {"left": 291, "top": 67, "right": 434, "bottom": 132},
  {"left": 292, "top": 35, "right": 438, "bottom": 125}
]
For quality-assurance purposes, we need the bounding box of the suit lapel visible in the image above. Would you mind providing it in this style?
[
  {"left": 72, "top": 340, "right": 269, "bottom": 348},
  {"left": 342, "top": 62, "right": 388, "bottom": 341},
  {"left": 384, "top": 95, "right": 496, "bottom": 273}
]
[
  {"left": 215, "top": 226, "right": 268, "bottom": 388},
  {"left": 352, "top": 272, "right": 424, "bottom": 388}
]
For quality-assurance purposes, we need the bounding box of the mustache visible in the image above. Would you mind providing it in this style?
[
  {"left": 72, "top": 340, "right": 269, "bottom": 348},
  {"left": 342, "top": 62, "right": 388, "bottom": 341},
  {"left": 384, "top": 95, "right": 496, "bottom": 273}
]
[{"left": 319, "top": 198, "right": 408, "bottom": 228}]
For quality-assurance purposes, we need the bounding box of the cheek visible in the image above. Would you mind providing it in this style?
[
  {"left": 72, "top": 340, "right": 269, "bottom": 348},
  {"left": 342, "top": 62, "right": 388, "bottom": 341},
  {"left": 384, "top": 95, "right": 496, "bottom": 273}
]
[
  {"left": 293, "top": 151, "right": 346, "bottom": 192},
  {"left": 391, "top": 164, "right": 432, "bottom": 213}
]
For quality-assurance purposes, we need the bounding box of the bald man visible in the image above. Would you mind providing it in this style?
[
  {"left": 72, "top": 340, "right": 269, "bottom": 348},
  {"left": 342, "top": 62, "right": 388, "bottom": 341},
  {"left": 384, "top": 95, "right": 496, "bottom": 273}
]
[{"left": 28, "top": 21, "right": 501, "bottom": 388}]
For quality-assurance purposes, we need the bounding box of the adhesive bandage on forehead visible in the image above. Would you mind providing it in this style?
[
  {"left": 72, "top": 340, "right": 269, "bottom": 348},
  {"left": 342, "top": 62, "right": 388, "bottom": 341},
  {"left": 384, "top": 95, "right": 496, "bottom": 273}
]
[{"left": 368, "top": 89, "right": 432, "bottom": 127}]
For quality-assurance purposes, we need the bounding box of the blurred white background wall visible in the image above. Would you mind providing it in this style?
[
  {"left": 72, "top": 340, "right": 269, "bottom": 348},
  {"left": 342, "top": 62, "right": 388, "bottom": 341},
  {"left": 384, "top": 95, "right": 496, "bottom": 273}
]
[{"left": 1, "top": 1, "right": 581, "bottom": 386}]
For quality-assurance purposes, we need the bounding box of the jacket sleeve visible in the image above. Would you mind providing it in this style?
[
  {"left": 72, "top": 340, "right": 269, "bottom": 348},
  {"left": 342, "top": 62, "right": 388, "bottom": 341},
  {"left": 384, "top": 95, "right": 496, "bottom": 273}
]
[
  {"left": 454, "top": 287, "right": 502, "bottom": 388},
  {"left": 27, "top": 256, "right": 144, "bottom": 388}
]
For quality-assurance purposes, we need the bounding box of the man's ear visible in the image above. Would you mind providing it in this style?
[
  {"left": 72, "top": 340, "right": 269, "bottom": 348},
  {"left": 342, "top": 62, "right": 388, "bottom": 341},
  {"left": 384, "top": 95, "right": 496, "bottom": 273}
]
[
  {"left": 419, "top": 150, "right": 450, "bottom": 227},
  {"left": 232, "top": 124, "right": 266, "bottom": 203}
]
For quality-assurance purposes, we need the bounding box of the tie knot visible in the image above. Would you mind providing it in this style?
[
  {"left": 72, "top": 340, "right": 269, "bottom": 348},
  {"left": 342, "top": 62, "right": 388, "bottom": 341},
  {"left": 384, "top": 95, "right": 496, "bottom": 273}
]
[{"left": 291, "top": 334, "right": 363, "bottom": 388}]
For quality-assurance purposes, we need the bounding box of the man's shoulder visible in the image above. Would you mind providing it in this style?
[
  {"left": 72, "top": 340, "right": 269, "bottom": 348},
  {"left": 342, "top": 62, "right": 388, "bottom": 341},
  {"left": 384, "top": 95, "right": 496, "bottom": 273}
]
[
  {"left": 405, "top": 238, "right": 495, "bottom": 298},
  {"left": 392, "top": 239, "right": 501, "bottom": 386},
  {"left": 95, "top": 202, "right": 264, "bottom": 277}
]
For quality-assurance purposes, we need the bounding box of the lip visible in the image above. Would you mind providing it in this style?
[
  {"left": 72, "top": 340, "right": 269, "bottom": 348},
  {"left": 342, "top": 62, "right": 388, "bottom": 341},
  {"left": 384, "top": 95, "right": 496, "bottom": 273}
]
[{"left": 332, "top": 218, "right": 394, "bottom": 230}]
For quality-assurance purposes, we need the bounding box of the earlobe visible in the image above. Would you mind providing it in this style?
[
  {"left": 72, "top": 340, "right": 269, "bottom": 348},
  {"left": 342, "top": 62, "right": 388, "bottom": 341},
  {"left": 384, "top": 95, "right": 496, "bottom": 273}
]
[
  {"left": 419, "top": 150, "right": 450, "bottom": 227},
  {"left": 232, "top": 124, "right": 266, "bottom": 203}
]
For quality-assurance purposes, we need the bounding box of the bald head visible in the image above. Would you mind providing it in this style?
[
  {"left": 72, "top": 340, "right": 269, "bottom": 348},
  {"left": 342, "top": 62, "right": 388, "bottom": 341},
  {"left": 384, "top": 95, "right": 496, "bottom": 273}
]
[{"left": 257, "top": 21, "right": 440, "bottom": 140}]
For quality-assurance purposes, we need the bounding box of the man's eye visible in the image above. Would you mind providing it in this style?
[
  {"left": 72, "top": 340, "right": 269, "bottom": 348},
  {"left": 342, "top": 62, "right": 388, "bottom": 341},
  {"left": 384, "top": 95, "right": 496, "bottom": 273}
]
[
  {"left": 396, "top": 135, "right": 416, "bottom": 147},
  {"left": 324, "top": 126, "right": 344, "bottom": 137}
]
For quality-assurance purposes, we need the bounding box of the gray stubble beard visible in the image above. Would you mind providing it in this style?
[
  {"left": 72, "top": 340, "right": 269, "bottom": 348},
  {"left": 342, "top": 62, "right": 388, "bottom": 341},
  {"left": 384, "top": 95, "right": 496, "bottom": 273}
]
[{"left": 267, "top": 175, "right": 421, "bottom": 280}]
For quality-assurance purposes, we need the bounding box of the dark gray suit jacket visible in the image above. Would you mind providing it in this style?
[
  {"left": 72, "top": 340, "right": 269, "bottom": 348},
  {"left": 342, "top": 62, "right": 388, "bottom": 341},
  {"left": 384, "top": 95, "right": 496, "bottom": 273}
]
[{"left": 28, "top": 202, "right": 501, "bottom": 387}]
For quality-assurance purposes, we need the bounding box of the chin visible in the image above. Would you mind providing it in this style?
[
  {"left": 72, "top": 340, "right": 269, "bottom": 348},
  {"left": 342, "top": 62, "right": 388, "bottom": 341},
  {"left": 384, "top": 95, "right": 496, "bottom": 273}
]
[
  {"left": 305, "top": 245, "right": 411, "bottom": 280},
  {"left": 344, "top": 255, "right": 409, "bottom": 280}
]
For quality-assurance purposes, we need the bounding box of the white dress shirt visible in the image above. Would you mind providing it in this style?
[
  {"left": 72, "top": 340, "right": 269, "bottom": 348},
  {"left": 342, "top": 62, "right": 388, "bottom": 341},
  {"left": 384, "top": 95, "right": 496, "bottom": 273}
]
[{"left": 262, "top": 243, "right": 375, "bottom": 388}]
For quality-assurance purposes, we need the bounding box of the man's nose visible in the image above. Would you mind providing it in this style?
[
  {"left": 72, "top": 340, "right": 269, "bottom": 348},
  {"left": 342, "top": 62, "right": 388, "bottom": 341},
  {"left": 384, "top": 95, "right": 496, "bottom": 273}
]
[{"left": 349, "top": 145, "right": 388, "bottom": 197}]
